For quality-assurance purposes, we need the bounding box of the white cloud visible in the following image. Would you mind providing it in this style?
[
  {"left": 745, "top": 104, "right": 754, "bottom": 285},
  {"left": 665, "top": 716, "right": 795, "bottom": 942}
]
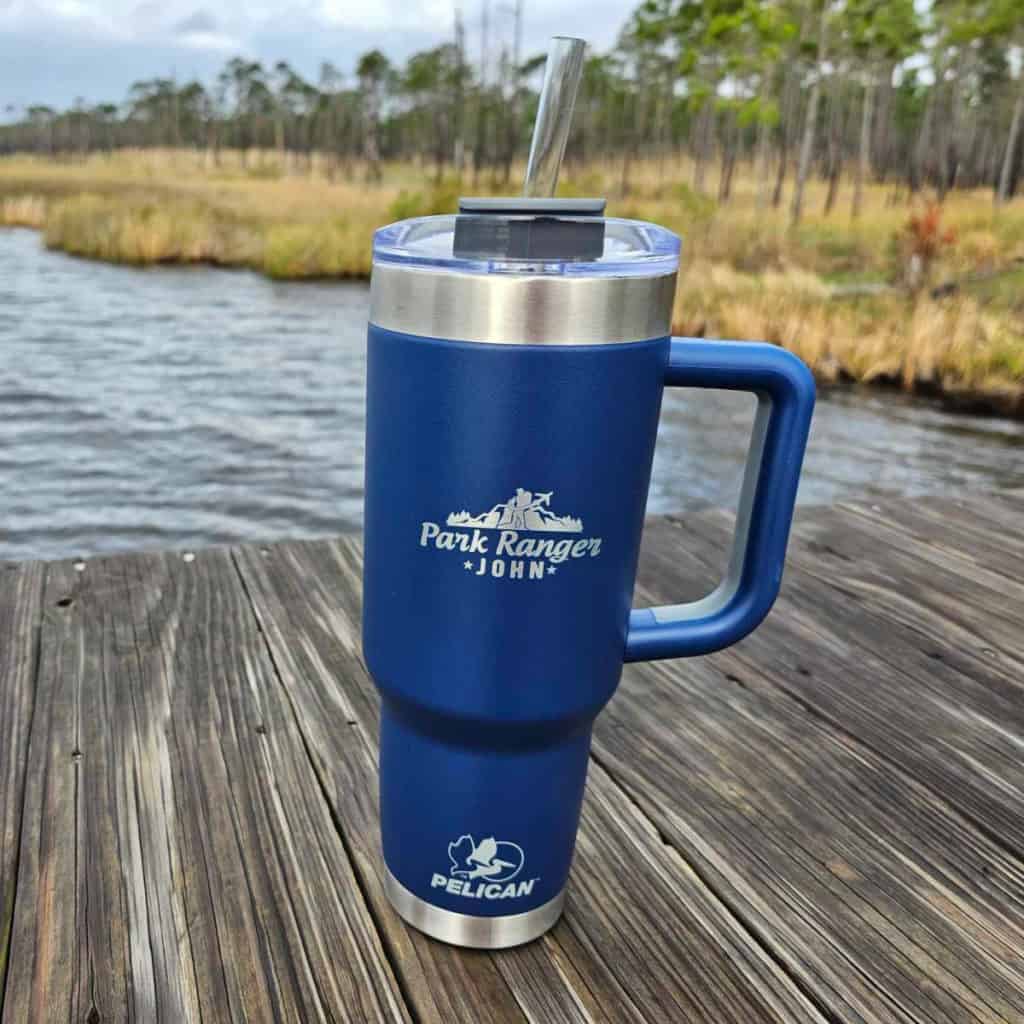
[
  {"left": 170, "top": 12, "right": 244, "bottom": 52},
  {"left": 317, "top": 0, "right": 454, "bottom": 33},
  {"left": 0, "top": 0, "right": 632, "bottom": 108},
  {"left": 177, "top": 29, "right": 241, "bottom": 52}
]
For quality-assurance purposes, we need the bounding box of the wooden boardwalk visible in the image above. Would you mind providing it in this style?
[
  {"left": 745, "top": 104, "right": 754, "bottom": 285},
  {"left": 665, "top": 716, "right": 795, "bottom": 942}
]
[{"left": 1, "top": 491, "right": 1023, "bottom": 1023}]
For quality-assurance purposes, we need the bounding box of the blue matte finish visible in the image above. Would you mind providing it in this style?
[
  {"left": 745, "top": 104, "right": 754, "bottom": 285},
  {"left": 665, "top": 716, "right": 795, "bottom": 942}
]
[
  {"left": 363, "top": 325, "right": 813, "bottom": 922},
  {"left": 624, "top": 338, "right": 815, "bottom": 661}
]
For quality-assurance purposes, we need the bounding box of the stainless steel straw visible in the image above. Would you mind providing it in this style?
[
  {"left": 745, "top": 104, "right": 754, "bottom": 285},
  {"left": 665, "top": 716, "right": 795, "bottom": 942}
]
[{"left": 522, "top": 37, "right": 586, "bottom": 197}]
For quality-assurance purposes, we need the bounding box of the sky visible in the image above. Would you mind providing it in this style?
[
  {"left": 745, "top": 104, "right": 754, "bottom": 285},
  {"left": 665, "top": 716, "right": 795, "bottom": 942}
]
[{"left": 0, "top": 0, "right": 631, "bottom": 112}]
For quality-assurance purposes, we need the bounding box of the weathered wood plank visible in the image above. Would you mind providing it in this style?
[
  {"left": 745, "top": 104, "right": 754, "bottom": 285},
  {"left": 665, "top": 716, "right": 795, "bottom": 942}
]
[
  {"left": 662, "top": 499, "right": 1024, "bottom": 857},
  {"left": 233, "top": 537, "right": 830, "bottom": 1024},
  {"left": 835, "top": 497, "right": 1024, "bottom": 665},
  {"left": 0, "top": 561, "right": 44, "bottom": 1013},
  {"left": 841, "top": 495, "right": 1024, "bottom": 589},
  {"left": 800, "top": 502, "right": 1024, "bottom": 696},
  {"left": 601, "top": 501, "right": 1024, "bottom": 1023},
  {"left": 5, "top": 491, "right": 1021, "bottom": 1023},
  {"left": 2, "top": 550, "right": 410, "bottom": 1023},
  {"left": 918, "top": 493, "right": 1024, "bottom": 564},
  {"left": 233, "top": 541, "right": 527, "bottom": 1024},
  {"left": 600, "top": 656, "right": 1024, "bottom": 1023},
  {"left": 807, "top": 499, "right": 1024, "bottom": 669}
]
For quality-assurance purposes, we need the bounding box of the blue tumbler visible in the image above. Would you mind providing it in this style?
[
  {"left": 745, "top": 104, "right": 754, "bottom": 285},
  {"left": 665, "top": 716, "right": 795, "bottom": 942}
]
[{"left": 363, "top": 202, "right": 815, "bottom": 948}]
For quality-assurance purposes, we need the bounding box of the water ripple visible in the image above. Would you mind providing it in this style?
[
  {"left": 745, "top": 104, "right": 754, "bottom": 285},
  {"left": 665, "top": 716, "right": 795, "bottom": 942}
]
[{"left": 1, "top": 227, "right": 1022, "bottom": 562}]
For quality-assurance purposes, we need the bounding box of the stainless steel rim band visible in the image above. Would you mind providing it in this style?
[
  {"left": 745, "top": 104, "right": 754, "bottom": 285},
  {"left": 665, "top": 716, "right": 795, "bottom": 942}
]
[
  {"left": 369, "top": 263, "right": 677, "bottom": 345},
  {"left": 384, "top": 867, "right": 565, "bottom": 948}
]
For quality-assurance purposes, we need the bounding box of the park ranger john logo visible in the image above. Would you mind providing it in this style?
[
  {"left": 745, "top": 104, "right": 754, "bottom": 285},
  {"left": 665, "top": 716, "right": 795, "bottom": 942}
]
[
  {"left": 418, "top": 488, "right": 603, "bottom": 580},
  {"left": 432, "top": 835, "right": 538, "bottom": 901}
]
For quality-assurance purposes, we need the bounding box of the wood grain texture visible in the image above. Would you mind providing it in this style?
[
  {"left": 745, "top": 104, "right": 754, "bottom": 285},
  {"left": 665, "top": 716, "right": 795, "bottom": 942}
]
[
  {"left": 607, "top": 495, "right": 1024, "bottom": 1023},
  {"left": 664, "top": 500, "right": 1024, "bottom": 857},
  {"left": 598, "top": 657, "right": 1024, "bottom": 1024},
  {"left": 1, "top": 550, "right": 409, "bottom": 1024},
  {"left": 2, "top": 492, "right": 1022, "bottom": 1024},
  {"left": 0, "top": 560, "right": 44, "bottom": 1014},
  {"left": 233, "top": 537, "right": 829, "bottom": 1024}
]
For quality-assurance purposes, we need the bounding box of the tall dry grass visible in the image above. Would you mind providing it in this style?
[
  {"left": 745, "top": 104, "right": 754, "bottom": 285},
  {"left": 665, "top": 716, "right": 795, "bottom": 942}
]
[
  {"left": 1, "top": 194, "right": 47, "bottom": 228},
  {"left": 1, "top": 149, "right": 1023, "bottom": 410},
  {"left": 672, "top": 262, "right": 1024, "bottom": 404}
]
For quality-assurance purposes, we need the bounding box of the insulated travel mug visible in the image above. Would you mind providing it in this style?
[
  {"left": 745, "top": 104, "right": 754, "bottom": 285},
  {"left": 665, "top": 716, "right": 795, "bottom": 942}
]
[{"left": 362, "top": 202, "right": 815, "bottom": 948}]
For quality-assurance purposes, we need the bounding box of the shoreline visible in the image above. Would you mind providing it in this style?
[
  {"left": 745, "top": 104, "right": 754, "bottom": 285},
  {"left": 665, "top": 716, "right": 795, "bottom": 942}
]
[
  {"left": 2, "top": 163, "right": 1022, "bottom": 421},
  {"left": 7, "top": 221, "right": 1021, "bottom": 420},
  {"left": 20, "top": 226, "right": 375, "bottom": 281}
]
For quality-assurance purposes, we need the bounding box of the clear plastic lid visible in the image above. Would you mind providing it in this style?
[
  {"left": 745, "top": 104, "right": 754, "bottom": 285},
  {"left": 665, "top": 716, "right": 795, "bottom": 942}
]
[{"left": 373, "top": 215, "right": 680, "bottom": 277}]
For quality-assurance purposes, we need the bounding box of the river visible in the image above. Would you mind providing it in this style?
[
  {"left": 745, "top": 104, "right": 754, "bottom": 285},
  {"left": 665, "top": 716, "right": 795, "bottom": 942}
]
[{"left": 2, "top": 227, "right": 1022, "bottom": 562}]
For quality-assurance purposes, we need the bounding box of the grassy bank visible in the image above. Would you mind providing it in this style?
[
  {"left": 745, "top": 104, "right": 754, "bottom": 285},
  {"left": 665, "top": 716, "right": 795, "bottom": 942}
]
[{"left": 2, "top": 150, "right": 1023, "bottom": 415}]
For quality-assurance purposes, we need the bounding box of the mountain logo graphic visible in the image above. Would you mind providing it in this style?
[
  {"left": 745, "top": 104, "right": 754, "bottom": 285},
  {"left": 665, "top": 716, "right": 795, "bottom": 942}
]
[
  {"left": 448, "top": 835, "right": 525, "bottom": 883},
  {"left": 447, "top": 488, "right": 582, "bottom": 533}
]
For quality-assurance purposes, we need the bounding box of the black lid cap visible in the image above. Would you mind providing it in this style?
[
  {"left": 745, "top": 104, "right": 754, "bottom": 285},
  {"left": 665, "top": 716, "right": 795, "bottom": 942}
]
[{"left": 453, "top": 197, "right": 607, "bottom": 261}]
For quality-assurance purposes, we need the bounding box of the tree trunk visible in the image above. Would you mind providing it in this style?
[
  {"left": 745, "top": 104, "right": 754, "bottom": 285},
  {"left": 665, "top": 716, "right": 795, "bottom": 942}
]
[
  {"left": 364, "top": 91, "right": 382, "bottom": 184},
  {"left": 911, "top": 87, "right": 934, "bottom": 194},
  {"left": 323, "top": 102, "right": 337, "bottom": 181},
  {"left": 790, "top": 7, "right": 828, "bottom": 227},
  {"left": 755, "top": 115, "right": 772, "bottom": 209},
  {"left": 693, "top": 99, "right": 714, "bottom": 194},
  {"left": 621, "top": 87, "right": 639, "bottom": 197},
  {"left": 936, "top": 84, "right": 953, "bottom": 200},
  {"left": 980, "top": 128, "right": 998, "bottom": 190},
  {"left": 718, "top": 110, "right": 738, "bottom": 203},
  {"left": 772, "top": 72, "right": 800, "bottom": 208},
  {"left": 691, "top": 99, "right": 705, "bottom": 193},
  {"left": 852, "top": 73, "right": 874, "bottom": 219},
  {"left": 501, "top": 0, "right": 523, "bottom": 186},
  {"left": 453, "top": 5, "right": 466, "bottom": 177},
  {"left": 274, "top": 112, "right": 285, "bottom": 166},
  {"left": 472, "top": 0, "right": 490, "bottom": 187},
  {"left": 172, "top": 88, "right": 181, "bottom": 148},
  {"left": 772, "top": 13, "right": 807, "bottom": 208},
  {"left": 823, "top": 74, "right": 843, "bottom": 214},
  {"left": 206, "top": 121, "right": 219, "bottom": 169},
  {"left": 656, "top": 73, "right": 669, "bottom": 182},
  {"left": 434, "top": 106, "right": 447, "bottom": 185},
  {"left": 772, "top": 139, "right": 788, "bottom": 207},
  {"left": 872, "top": 61, "right": 894, "bottom": 181},
  {"left": 997, "top": 74, "right": 1024, "bottom": 205},
  {"left": 824, "top": 148, "right": 840, "bottom": 214},
  {"left": 755, "top": 70, "right": 774, "bottom": 209},
  {"left": 344, "top": 117, "right": 356, "bottom": 182},
  {"left": 497, "top": 51, "right": 513, "bottom": 186}
]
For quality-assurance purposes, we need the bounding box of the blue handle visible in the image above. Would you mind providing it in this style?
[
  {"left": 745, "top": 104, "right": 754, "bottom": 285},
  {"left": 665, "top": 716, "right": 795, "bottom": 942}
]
[{"left": 625, "top": 338, "right": 815, "bottom": 662}]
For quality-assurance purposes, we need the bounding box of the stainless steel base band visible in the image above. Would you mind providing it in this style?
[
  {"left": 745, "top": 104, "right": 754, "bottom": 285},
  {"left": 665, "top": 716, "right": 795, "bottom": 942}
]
[
  {"left": 384, "top": 867, "right": 565, "bottom": 949},
  {"left": 370, "top": 263, "right": 677, "bottom": 345}
]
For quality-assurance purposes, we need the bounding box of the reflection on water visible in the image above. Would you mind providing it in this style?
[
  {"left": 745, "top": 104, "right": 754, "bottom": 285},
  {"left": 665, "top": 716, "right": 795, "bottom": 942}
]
[{"left": 2, "top": 228, "right": 1022, "bottom": 562}]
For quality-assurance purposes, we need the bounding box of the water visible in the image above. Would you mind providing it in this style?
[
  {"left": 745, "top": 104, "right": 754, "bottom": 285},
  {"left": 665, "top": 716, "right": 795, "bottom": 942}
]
[{"left": 2, "top": 227, "right": 1022, "bottom": 563}]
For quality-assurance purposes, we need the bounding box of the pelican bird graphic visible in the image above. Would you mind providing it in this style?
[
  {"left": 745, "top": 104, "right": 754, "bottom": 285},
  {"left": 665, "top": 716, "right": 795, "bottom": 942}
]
[{"left": 449, "top": 835, "right": 524, "bottom": 882}]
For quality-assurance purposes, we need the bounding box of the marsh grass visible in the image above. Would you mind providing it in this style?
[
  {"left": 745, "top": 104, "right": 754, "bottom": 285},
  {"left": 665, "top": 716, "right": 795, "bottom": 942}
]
[
  {"left": 1, "top": 194, "right": 46, "bottom": 228},
  {"left": 2, "top": 149, "right": 1023, "bottom": 409},
  {"left": 675, "top": 268, "right": 1020, "bottom": 401},
  {"left": 41, "top": 195, "right": 263, "bottom": 266}
]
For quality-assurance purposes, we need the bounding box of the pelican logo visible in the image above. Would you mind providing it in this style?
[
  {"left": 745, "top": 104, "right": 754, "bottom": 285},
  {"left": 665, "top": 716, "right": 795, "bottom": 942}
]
[
  {"left": 430, "top": 835, "right": 539, "bottom": 901},
  {"left": 419, "top": 487, "right": 603, "bottom": 581},
  {"left": 449, "top": 835, "right": 523, "bottom": 882}
]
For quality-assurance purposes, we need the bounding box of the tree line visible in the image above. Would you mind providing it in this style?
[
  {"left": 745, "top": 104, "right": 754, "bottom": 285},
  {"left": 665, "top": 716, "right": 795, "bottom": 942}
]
[{"left": 2, "top": 0, "right": 1023, "bottom": 222}]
